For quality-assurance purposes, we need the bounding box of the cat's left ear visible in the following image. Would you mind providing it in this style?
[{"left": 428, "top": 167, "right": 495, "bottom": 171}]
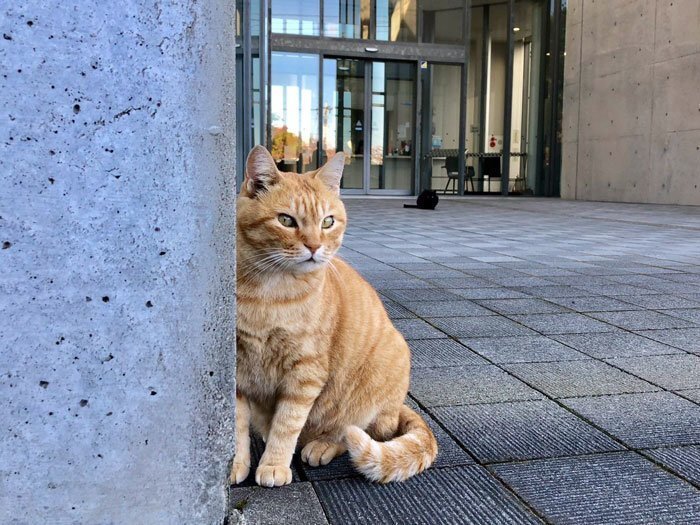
[
  {"left": 315, "top": 152, "right": 345, "bottom": 195},
  {"left": 244, "top": 145, "right": 280, "bottom": 197}
]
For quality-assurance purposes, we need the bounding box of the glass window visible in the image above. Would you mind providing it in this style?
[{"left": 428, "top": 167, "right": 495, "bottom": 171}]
[
  {"left": 429, "top": 64, "right": 462, "bottom": 191},
  {"left": 467, "top": 7, "right": 483, "bottom": 175},
  {"left": 322, "top": 58, "right": 366, "bottom": 189},
  {"left": 271, "top": 0, "right": 320, "bottom": 36},
  {"left": 324, "top": 0, "right": 371, "bottom": 39},
  {"left": 509, "top": 0, "right": 546, "bottom": 195},
  {"left": 270, "top": 52, "right": 320, "bottom": 173},
  {"left": 252, "top": 56, "right": 261, "bottom": 146},
  {"left": 376, "top": 0, "right": 417, "bottom": 42},
  {"left": 370, "top": 62, "right": 414, "bottom": 191},
  {"left": 421, "top": 1, "right": 464, "bottom": 44}
]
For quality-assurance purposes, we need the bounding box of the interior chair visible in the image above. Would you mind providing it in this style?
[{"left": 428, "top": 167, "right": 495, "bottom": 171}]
[
  {"left": 481, "top": 156, "right": 502, "bottom": 192},
  {"left": 443, "top": 156, "right": 476, "bottom": 194}
]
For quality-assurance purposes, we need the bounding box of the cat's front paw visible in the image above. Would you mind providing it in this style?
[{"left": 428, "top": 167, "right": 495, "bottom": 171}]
[
  {"left": 229, "top": 460, "right": 251, "bottom": 485},
  {"left": 255, "top": 464, "right": 292, "bottom": 487}
]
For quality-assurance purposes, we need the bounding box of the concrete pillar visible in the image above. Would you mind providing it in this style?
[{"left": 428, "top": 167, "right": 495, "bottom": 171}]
[{"left": 0, "top": 1, "right": 236, "bottom": 523}]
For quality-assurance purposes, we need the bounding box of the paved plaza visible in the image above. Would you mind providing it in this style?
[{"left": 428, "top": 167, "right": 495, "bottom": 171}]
[{"left": 229, "top": 197, "right": 700, "bottom": 524}]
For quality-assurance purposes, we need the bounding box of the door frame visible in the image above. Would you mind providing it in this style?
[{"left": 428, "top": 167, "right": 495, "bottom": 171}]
[{"left": 324, "top": 56, "right": 417, "bottom": 196}]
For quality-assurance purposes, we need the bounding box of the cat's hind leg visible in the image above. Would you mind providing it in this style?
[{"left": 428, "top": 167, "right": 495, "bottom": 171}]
[
  {"left": 301, "top": 435, "right": 347, "bottom": 467},
  {"left": 366, "top": 407, "right": 400, "bottom": 442},
  {"left": 230, "top": 391, "right": 252, "bottom": 484}
]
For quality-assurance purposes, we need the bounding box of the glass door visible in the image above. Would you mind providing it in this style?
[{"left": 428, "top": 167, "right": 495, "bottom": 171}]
[
  {"left": 322, "top": 58, "right": 366, "bottom": 191},
  {"left": 369, "top": 61, "right": 415, "bottom": 193},
  {"left": 322, "top": 57, "right": 414, "bottom": 194}
]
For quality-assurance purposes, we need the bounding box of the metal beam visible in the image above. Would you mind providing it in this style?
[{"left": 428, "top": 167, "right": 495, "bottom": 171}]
[
  {"left": 501, "top": 0, "right": 515, "bottom": 196},
  {"left": 478, "top": 5, "right": 489, "bottom": 192},
  {"left": 271, "top": 34, "right": 466, "bottom": 63}
]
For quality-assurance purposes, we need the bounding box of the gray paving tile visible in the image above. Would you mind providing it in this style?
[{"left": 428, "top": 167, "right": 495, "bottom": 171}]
[
  {"left": 492, "top": 453, "right": 700, "bottom": 525},
  {"left": 402, "top": 268, "right": 469, "bottom": 279},
  {"left": 410, "top": 365, "right": 543, "bottom": 407},
  {"left": 678, "top": 389, "right": 700, "bottom": 404},
  {"left": 441, "top": 260, "right": 498, "bottom": 270},
  {"left": 474, "top": 298, "right": 568, "bottom": 315},
  {"left": 482, "top": 276, "right": 557, "bottom": 288},
  {"left": 379, "top": 288, "right": 463, "bottom": 303},
  {"left": 645, "top": 445, "right": 700, "bottom": 486},
  {"left": 644, "top": 282, "right": 700, "bottom": 295},
  {"left": 574, "top": 284, "right": 661, "bottom": 295},
  {"left": 613, "top": 294, "right": 700, "bottom": 310},
  {"left": 588, "top": 310, "right": 697, "bottom": 331},
  {"left": 564, "top": 392, "right": 700, "bottom": 448},
  {"left": 504, "top": 360, "right": 657, "bottom": 398},
  {"left": 517, "top": 267, "right": 579, "bottom": 277},
  {"left": 392, "top": 318, "right": 448, "bottom": 340},
  {"left": 313, "top": 466, "right": 543, "bottom": 525},
  {"left": 380, "top": 298, "right": 416, "bottom": 319},
  {"left": 428, "top": 316, "right": 538, "bottom": 338},
  {"left": 664, "top": 308, "right": 700, "bottom": 324},
  {"left": 514, "top": 285, "right": 598, "bottom": 298},
  {"left": 228, "top": 482, "right": 328, "bottom": 525},
  {"left": 366, "top": 278, "right": 431, "bottom": 289},
  {"left": 432, "top": 401, "right": 622, "bottom": 463},
  {"left": 606, "top": 355, "right": 700, "bottom": 390},
  {"left": 461, "top": 336, "right": 590, "bottom": 363},
  {"left": 449, "top": 287, "right": 531, "bottom": 300},
  {"left": 509, "top": 313, "right": 617, "bottom": 335},
  {"left": 545, "top": 275, "right": 619, "bottom": 287},
  {"left": 661, "top": 273, "right": 700, "bottom": 284},
  {"left": 425, "top": 276, "right": 499, "bottom": 288},
  {"left": 409, "top": 339, "right": 488, "bottom": 368},
  {"left": 634, "top": 328, "right": 700, "bottom": 353},
  {"left": 553, "top": 332, "right": 685, "bottom": 358},
  {"left": 607, "top": 275, "right": 682, "bottom": 288},
  {"left": 544, "top": 295, "right": 641, "bottom": 312},
  {"left": 402, "top": 300, "right": 494, "bottom": 317}
]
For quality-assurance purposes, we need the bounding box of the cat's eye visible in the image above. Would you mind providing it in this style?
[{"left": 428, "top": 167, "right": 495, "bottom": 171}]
[
  {"left": 278, "top": 214, "right": 297, "bottom": 228},
  {"left": 322, "top": 216, "right": 335, "bottom": 229}
]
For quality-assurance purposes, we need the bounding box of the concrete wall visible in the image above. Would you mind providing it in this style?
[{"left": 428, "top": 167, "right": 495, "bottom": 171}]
[
  {"left": 0, "top": 1, "right": 237, "bottom": 523},
  {"left": 562, "top": 0, "right": 700, "bottom": 205}
]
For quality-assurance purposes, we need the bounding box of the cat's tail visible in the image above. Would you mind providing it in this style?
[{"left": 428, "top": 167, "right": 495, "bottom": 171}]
[{"left": 344, "top": 405, "right": 438, "bottom": 483}]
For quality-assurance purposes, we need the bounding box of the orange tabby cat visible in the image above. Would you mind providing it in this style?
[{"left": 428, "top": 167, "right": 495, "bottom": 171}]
[{"left": 231, "top": 146, "right": 437, "bottom": 487}]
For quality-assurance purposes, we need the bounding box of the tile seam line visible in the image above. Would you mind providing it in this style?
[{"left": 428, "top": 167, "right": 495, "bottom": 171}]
[
  {"left": 412, "top": 306, "right": 700, "bottom": 492},
  {"left": 407, "top": 393, "right": 552, "bottom": 525},
  {"left": 440, "top": 199, "right": 700, "bottom": 232}
]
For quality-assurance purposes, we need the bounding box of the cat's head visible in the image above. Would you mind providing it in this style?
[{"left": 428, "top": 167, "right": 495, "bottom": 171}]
[{"left": 237, "top": 145, "right": 347, "bottom": 275}]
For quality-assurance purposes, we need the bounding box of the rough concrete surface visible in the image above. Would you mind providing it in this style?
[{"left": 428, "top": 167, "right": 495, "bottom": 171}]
[
  {"left": 562, "top": 0, "right": 700, "bottom": 205},
  {"left": 0, "top": 1, "right": 236, "bottom": 523}
]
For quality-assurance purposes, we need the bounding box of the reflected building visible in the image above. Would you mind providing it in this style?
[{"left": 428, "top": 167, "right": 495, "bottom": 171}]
[{"left": 235, "top": 1, "right": 567, "bottom": 196}]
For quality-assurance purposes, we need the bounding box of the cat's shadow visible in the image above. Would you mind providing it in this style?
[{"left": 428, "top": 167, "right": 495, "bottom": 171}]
[{"left": 232, "top": 435, "right": 362, "bottom": 487}]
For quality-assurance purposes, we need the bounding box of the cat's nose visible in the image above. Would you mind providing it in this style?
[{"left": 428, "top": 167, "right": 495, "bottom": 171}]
[{"left": 304, "top": 243, "right": 321, "bottom": 255}]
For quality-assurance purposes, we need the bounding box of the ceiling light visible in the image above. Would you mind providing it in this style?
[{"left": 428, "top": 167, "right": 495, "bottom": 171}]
[
  {"left": 513, "top": 27, "right": 521, "bottom": 32},
  {"left": 365, "top": 47, "right": 378, "bottom": 53}
]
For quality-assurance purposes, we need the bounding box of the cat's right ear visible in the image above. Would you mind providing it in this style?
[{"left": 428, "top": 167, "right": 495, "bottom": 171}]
[{"left": 243, "top": 145, "right": 280, "bottom": 197}]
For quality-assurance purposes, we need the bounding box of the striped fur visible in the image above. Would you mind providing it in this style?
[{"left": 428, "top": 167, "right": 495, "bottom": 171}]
[
  {"left": 231, "top": 146, "right": 438, "bottom": 487},
  {"left": 345, "top": 405, "right": 438, "bottom": 483}
]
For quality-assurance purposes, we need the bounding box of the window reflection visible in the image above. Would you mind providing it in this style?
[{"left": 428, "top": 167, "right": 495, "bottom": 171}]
[
  {"left": 376, "top": 0, "right": 417, "bottom": 42},
  {"left": 324, "top": 0, "right": 371, "bottom": 39},
  {"left": 422, "top": 0, "right": 463, "bottom": 44},
  {"left": 271, "top": 0, "right": 320, "bottom": 36},
  {"left": 322, "top": 59, "right": 365, "bottom": 189},
  {"left": 270, "top": 52, "right": 320, "bottom": 173},
  {"left": 370, "top": 62, "right": 414, "bottom": 191}
]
